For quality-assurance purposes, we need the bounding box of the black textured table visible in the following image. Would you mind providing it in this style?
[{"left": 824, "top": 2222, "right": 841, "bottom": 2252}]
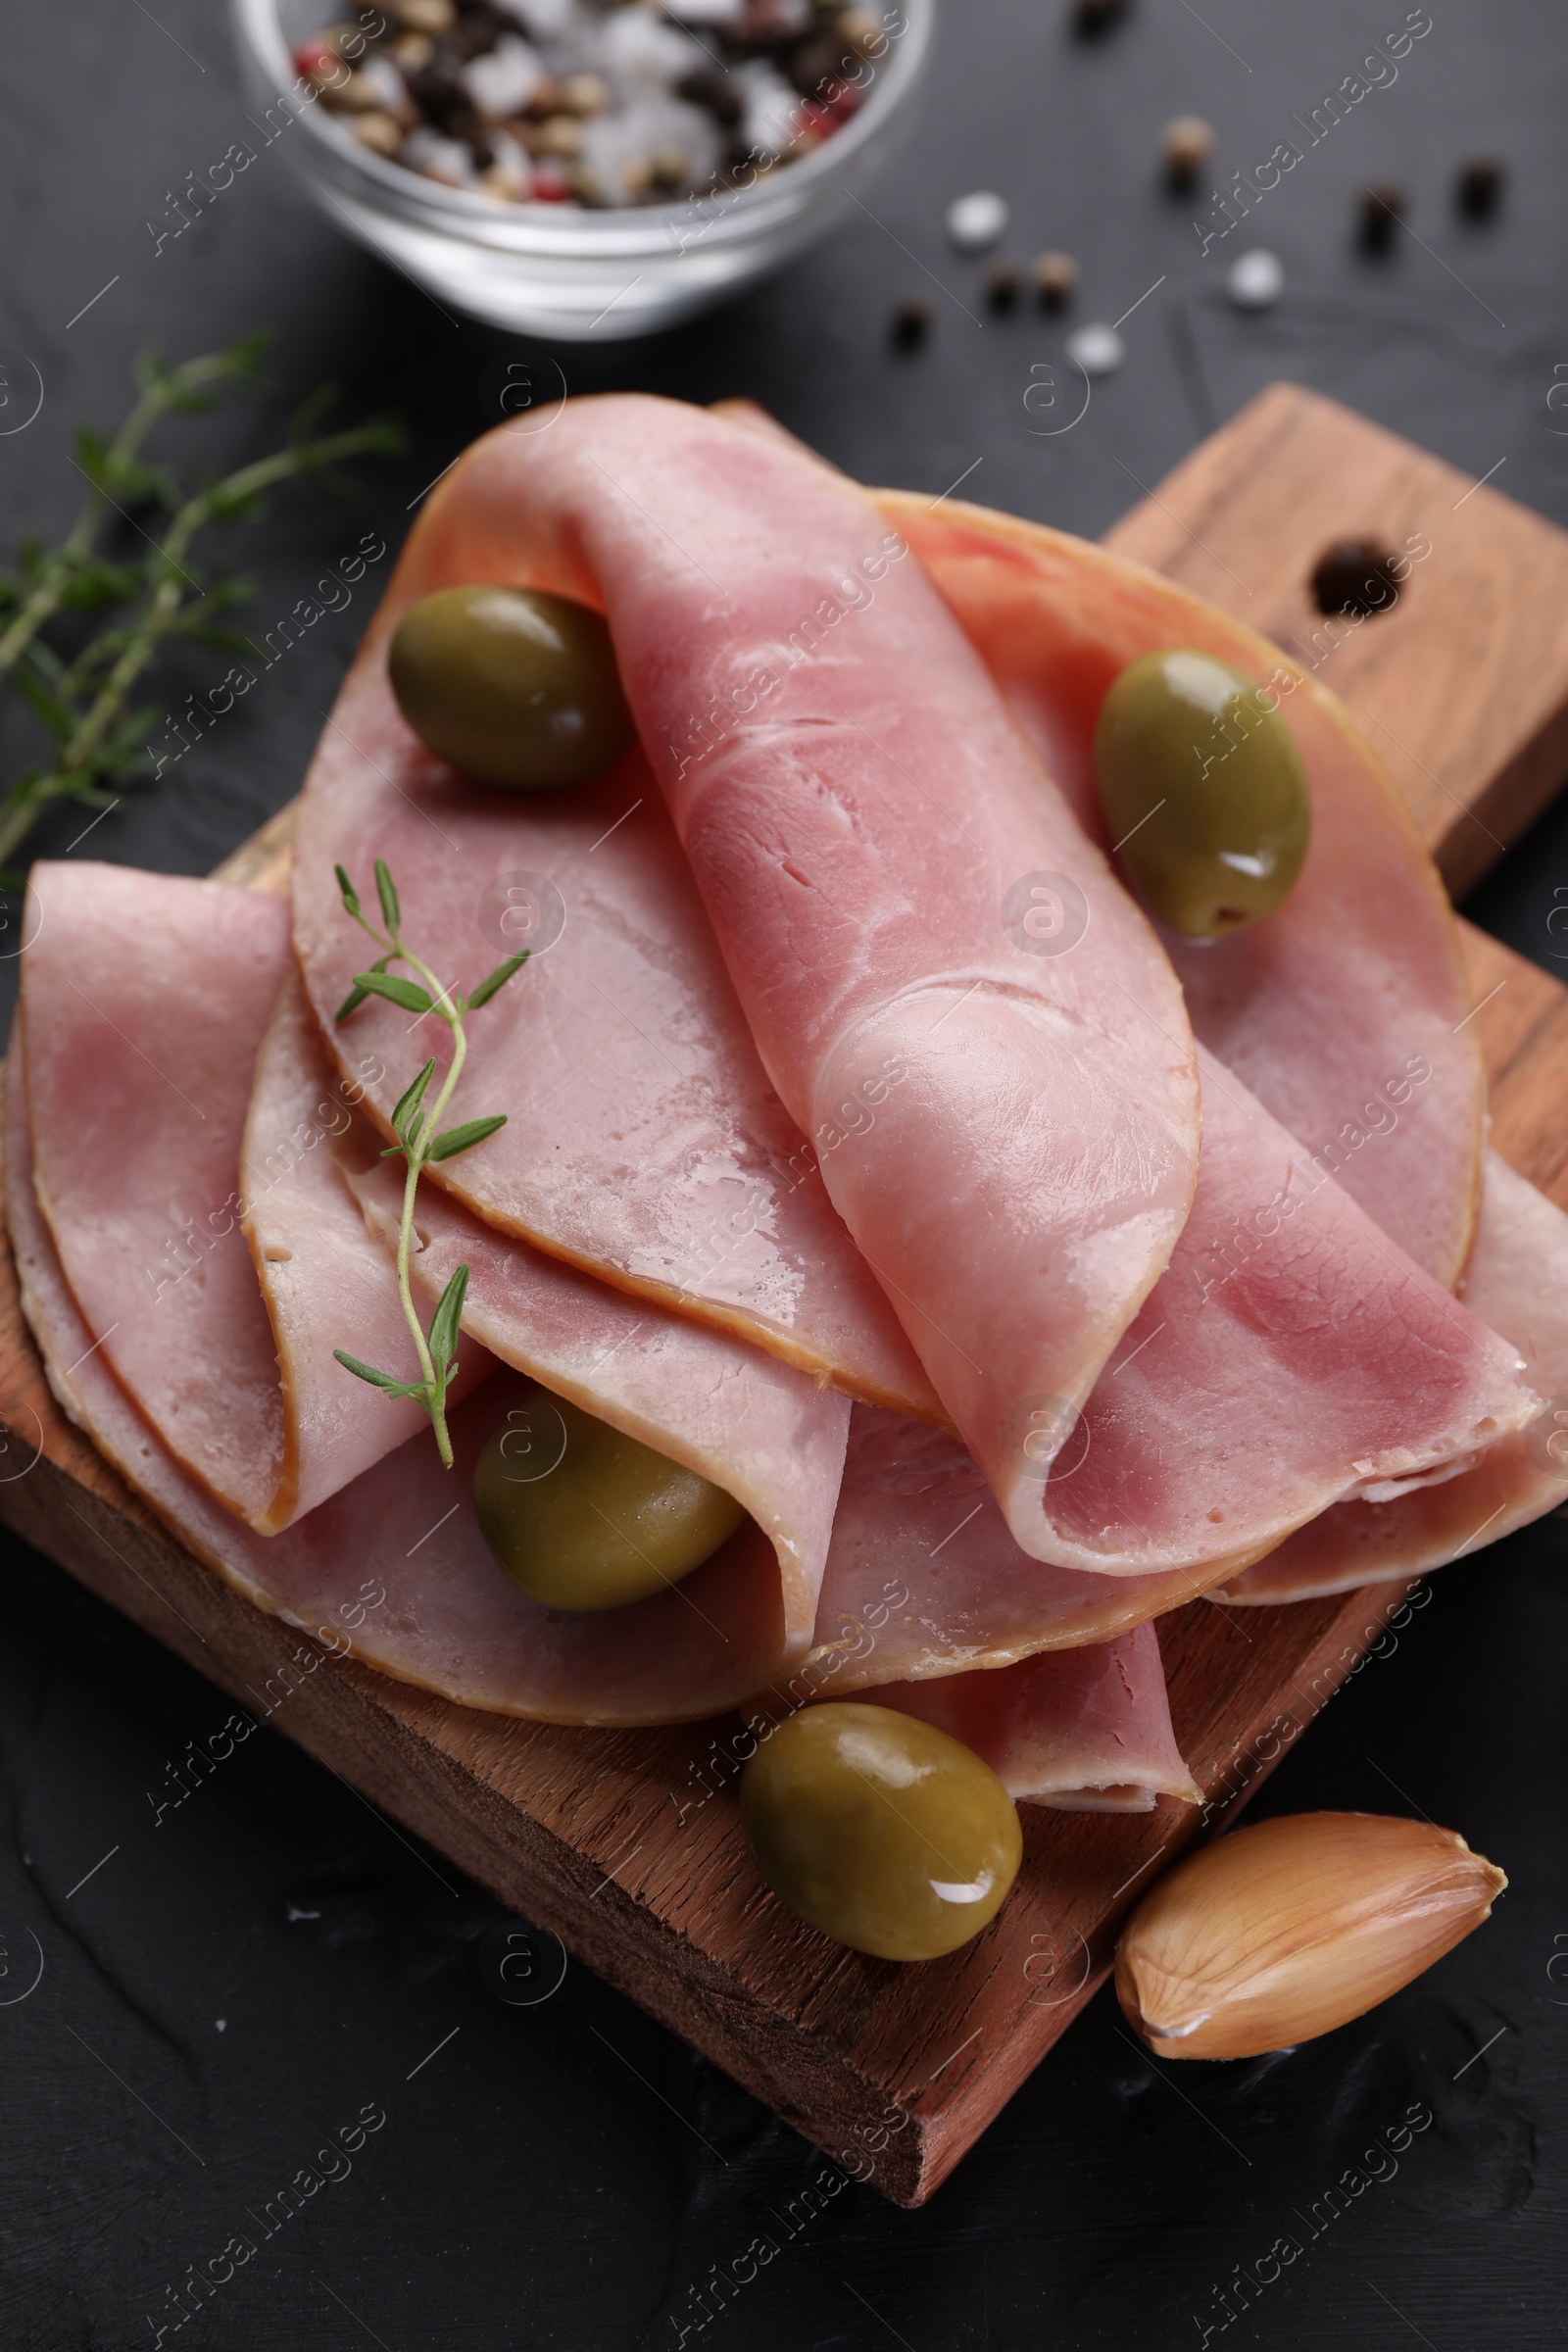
[{"left": 3, "top": 3, "right": 1566, "bottom": 2346}]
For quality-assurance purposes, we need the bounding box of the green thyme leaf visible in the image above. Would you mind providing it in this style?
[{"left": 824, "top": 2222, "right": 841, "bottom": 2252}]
[
  {"left": 427, "top": 1262, "right": 469, "bottom": 1375},
  {"left": 466, "top": 951, "right": 530, "bottom": 1010},
  {"left": 335, "top": 863, "right": 361, "bottom": 918},
  {"left": 352, "top": 970, "right": 432, "bottom": 1015},
  {"left": 374, "top": 858, "right": 400, "bottom": 934},
  {"left": 426, "top": 1113, "right": 507, "bottom": 1163},
  {"left": 392, "top": 1055, "right": 437, "bottom": 1141},
  {"left": 333, "top": 1349, "right": 408, "bottom": 1391},
  {"left": 335, "top": 952, "right": 390, "bottom": 1023}
]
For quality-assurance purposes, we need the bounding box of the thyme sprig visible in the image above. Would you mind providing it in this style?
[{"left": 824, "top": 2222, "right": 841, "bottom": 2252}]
[
  {"left": 332, "top": 859, "right": 528, "bottom": 1467},
  {"left": 0, "top": 335, "right": 403, "bottom": 875}
]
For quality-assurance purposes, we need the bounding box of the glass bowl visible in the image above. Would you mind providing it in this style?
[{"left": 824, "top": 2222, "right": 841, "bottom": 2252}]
[{"left": 227, "top": 0, "right": 934, "bottom": 340}]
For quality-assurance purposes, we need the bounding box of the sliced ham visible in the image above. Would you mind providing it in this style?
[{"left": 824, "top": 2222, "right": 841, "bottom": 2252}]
[
  {"left": 293, "top": 394, "right": 1202, "bottom": 1557},
  {"left": 1024, "top": 1047, "right": 1535, "bottom": 1574},
  {"left": 808, "top": 1406, "right": 1265, "bottom": 1690},
  {"left": 293, "top": 728, "right": 939, "bottom": 1418},
  {"left": 337, "top": 1118, "right": 851, "bottom": 1615},
  {"left": 19, "top": 863, "right": 489, "bottom": 1533},
  {"left": 22, "top": 864, "right": 291, "bottom": 1526},
  {"left": 1220, "top": 1152, "right": 1568, "bottom": 1602},
  {"left": 885, "top": 495, "right": 1482, "bottom": 1289},
  {"left": 5, "top": 1042, "right": 842, "bottom": 1725},
  {"left": 243, "top": 963, "right": 494, "bottom": 1528},
  {"left": 850, "top": 1625, "right": 1200, "bottom": 1811}
]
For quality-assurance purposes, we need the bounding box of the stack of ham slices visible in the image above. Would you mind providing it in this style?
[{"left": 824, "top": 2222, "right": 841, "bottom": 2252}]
[{"left": 11, "top": 396, "right": 1565, "bottom": 1821}]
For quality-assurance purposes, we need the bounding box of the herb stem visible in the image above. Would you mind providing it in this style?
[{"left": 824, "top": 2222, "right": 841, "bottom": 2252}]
[
  {"left": 0, "top": 418, "right": 398, "bottom": 871},
  {"left": 333, "top": 866, "right": 524, "bottom": 1464},
  {"left": 0, "top": 347, "right": 246, "bottom": 686}
]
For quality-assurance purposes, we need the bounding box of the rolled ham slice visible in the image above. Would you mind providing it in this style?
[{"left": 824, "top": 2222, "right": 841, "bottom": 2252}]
[
  {"left": 885, "top": 495, "right": 1482, "bottom": 1290},
  {"left": 292, "top": 394, "right": 1202, "bottom": 1558},
  {"left": 849, "top": 1625, "right": 1200, "bottom": 1811},
  {"left": 1219, "top": 1152, "right": 1568, "bottom": 1602},
  {"left": 5, "top": 1043, "right": 844, "bottom": 1724}
]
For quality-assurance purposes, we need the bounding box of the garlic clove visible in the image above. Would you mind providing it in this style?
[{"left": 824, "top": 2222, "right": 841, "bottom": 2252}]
[{"left": 1115, "top": 1811, "right": 1506, "bottom": 2061}]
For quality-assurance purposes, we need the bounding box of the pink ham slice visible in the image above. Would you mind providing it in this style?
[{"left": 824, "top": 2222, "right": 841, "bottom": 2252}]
[
  {"left": 23, "top": 863, "right": 290, "bottom": 1526},
  {"left": 19, "top": 862, "right": 489, "bottom": 1533},
  {"left": 292, "top": 393, "right": 1202, "bottom": 1558},
  {"left": 808, "top": 1405, "right": 1265, "bottom": 1689},
  {"left": 850, "top": 1625, "right": 1200, "bottom": 1811},
  {"left": 1024, "top": 1046, "right": 1535, "bottom": 1574},
  {"left": 243, "top": 963, "right": 494, "bottom": 1528},
  {"left": 337, "top": 1121, "right": 851, "bottom": 1615},
  {"left": 293, "top": 726, "right": 938, "bottom": 1418},
  {"left": 884, "top": 495, "right": 1482, "bottom": 1290},
  {"left": 1219, "top": 1152, "right": 1568, "bottom": 1602},
  {"left": 5, "top": 1044, "right": 841, "bottom": 1724}
]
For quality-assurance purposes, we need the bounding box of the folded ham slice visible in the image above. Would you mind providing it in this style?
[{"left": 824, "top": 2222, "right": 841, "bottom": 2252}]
[
  {"left": 850, "top": 1625, "right": 1200, "bottom": 1810},
  {"left": 293, "top": 394, "right": 1202, "bottom": 1557},
  {"left": 886, "top": 496, "right": 1482, "bottom": 1290},
  {"left": 293, "top": 728, "right": 938, "bottom": 1418},
  {"left": 1025, "top": 1046, "right": 1535, "bottom": 1573},
  {"left": 19, "top": 863, "right": 490, "bottom": 1533},
  {"left": 808, "top": 1405, "right": 1263, "bottom": 1688},
  {"left": 243, "top": 963, "right": 495, "bottom": 1528},
  {"left": 5, "top": 1043, "right": 845, "bottom": 1724},
  {"left": 336, "top": 1139, "right": 851, "bottom": 1614},
  {"left": 256, "top": 958, "right": 850, "bottom": 1622},
  {"left": 23, "top": 864, "right": 290, "bottom": 1526},
  {"left": 1219, "top": 1151, "right": 1568, "bottom": 1602}
]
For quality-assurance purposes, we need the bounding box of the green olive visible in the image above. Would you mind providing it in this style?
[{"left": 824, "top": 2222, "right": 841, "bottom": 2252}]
[
  {"left": 388, "top": 585, "right": 634, "bottom": 790},
  {"left": 740, "top": 1703, "right": 1022, "bottom": 1962},
  {"left": 1094, "top": 648, "right": 1311, "bottom": 938},
  {"left": 472, "top": 1386, "right": 746, "bottom": 1611}
]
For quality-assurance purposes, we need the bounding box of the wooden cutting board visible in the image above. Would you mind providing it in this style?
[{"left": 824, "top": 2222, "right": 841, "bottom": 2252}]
[{"left": 3, "top": 385, "right": 1565, "bottom": 2208}]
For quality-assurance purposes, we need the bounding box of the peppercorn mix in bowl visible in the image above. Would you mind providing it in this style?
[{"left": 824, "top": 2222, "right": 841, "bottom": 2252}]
[{"left": 229, "top": 0, "right": 932, "bottom": 337}]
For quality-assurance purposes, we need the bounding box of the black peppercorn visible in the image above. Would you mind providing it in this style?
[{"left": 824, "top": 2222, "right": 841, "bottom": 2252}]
[
  {"left": 891, "top": 299, "right": 932, "bottom": 349},
  {"left": 1310, "top": 539, "right": 1402, "bottom": 619},
  {"left": 1456, "top": 156, "right": 1504, "bottom": 219},
  {"left": 451, "top": 0, "right": 506, "bottom": 60},
  {"left": 785, "top": 34, "right": 844, "bottom": 96},
  {"left": 986, "top": 262, "right": 1019, "bottom": 311},
  {"left": 1359, "top": 182, "right": 1405, "bottom": 252},
  {"left": 1073, "top": 0, "right": 1129, "bottom": 34},
  {"left": 676, "top": 68, "right": 745, "bottom": 126}
]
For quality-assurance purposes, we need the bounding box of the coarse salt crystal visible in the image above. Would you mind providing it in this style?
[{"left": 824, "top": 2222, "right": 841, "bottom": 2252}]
[
  {"left": 1066, "top": 320, "right": 1124, "bottom": 374},
  {"left": 1227, "top": 248, "right": 1285, "bottom": 310},
  {"left": 946, "top": 189, "right": 1008, "bottom": 251},
  {"left": 402, "top": 126, "right": 480, "bottom": 188},
  {"left": 463, "top": 34, "right": 547, "bottom": 120}
]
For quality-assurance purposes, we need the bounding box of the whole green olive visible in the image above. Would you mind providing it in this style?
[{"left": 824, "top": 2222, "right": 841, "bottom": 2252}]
[
  {"left": 1094, "top": 648, "right": 1311, "bottom": 938},
  {"left": 388, "top": 584, "right": 634, "bottom": 790},
  {"left": 472, "top": 1386, "right": 746, "bottom": 1611},
  {"left": 740, "top": 1702, "right": 1022, "bottom": 1961}
]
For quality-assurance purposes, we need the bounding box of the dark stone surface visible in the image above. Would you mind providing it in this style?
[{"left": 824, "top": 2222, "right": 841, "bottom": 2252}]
[{"left": 1, "top": 2, "right": 1565, "bottom": 2344}]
